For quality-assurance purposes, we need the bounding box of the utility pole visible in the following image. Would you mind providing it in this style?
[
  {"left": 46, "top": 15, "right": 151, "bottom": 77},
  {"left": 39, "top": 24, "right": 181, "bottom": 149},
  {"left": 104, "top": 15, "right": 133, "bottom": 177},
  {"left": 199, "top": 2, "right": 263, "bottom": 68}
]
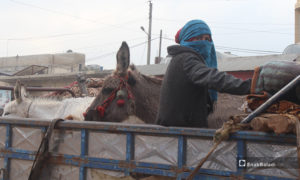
[
  {"left": 158, "top": 29, "right": 162, "bottom": 62},
  {"left": 296, "top": 0, "right": 300, "bottom": 43},
  {"left": 147, "top": 1, "right": 152, "bottom": 65}
]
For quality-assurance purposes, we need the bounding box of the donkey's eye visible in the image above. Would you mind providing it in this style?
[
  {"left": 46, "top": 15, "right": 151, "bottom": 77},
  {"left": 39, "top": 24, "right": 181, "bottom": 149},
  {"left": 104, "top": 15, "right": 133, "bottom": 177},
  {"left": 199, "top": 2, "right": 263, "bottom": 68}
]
[{"left": 102, "top": 88, "right": 114, "bottom": 94}]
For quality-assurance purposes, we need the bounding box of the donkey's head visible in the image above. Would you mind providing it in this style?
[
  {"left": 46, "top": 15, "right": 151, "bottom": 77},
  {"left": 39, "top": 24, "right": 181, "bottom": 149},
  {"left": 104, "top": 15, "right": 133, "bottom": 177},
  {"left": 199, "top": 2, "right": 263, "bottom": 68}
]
[
  {"left": 84, "top": 42, "right": 137, "bottom": 122},
  {"left": 3, "top": 80, "right": 30, "bottom": 117}
]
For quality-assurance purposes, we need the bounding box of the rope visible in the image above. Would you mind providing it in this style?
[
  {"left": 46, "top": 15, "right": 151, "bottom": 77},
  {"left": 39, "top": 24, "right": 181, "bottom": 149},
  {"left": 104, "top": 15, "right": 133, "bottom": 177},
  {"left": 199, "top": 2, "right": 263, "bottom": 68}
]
[
  {"left": 186, "top": 119, "right": 249, "bottom": 180},
  {"left": 25, "top": 100, "right": 33, "bottom": 118},
  {"left": 28, "top": 118, "right": 64, "bottom": 180},
  {"left": 186, "top": 141, "right": 221, "bottom": 180}
]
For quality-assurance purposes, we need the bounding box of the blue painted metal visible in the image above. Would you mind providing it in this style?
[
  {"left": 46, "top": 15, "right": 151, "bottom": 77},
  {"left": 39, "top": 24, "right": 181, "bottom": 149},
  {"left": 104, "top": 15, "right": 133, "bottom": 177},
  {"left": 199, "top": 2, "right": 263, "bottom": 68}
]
[
  {"left": 236, "top": 140, "right": 246, "bottom": 175},
  {"left": 134, "top": 161, "right": 172, "bottom": 170},
  {"left": 186, "top": 167, "right": 236, "bottom": 177},
  {"left": 179, "top": 171, "right": 296, "bottom": 180},
  {"left": 125, "top": 132, "right": 134, "bottom": 176},
  {"left": 79, "top": 167, "right": 85, "bottom": 180},
  {"left": 85, "top": 156, "right": 123, "bottom": 165},
  {"left": 7, "top": 147, "right": 36, "bottom": 155},
  {"left": 80, "top": 129, "right": 87, "bottom": 180},
  {"left": 177, "top": 135, "right": 186, "bottom": 180},
  {"left": 177, "top": 136, "right": 186, "bottom": 168},
  {"left": 3, "top": 125, "right": 11, "bottom": 180},
  {"left": 81, "top": 129, "right": 87, "bottom": 156},
  {"left": 129, "top": 167, "right": 176, "bottom": 177},
  {"left": 244, "top": 173, "right": 296, "bottom": 180},
  {"left": 0, "top": 143, "right": 297, "bottom": 179},
  {"left": 82, "top": 160, "right": 126, "bottom": 172},
  {"left": 5, "top": 125, "right": 11, "bottom": 149},
  {"left": 0, "top": 117, "right": 296, "bottom": 143},
  {"left": 0, "top": 118, "right": 297, "bottom": 180},
  {"left": 1, "top": 152, "right": 35, "bottom": 161}
]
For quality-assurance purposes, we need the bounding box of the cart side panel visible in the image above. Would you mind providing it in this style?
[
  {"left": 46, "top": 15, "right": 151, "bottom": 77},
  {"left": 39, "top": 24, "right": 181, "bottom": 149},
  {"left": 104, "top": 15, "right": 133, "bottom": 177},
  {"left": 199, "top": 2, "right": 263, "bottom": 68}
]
[
  {"left": 50, "top": 130, "right": 81, "bottom": 155},
  {"left": 134, "top": 135, "right": 178, "bottom": 165},
  {"left": 187, "top": 139, "right": 237, "bottom": 172},
  {"left": 12, "top": 127, "right": 42, "bottom": 151},
  {"left": 245, "top": 142, "right": 298, "bottom": 179},
  {"left": 10, "top": 159, "right": 31, "bottom": 180}
]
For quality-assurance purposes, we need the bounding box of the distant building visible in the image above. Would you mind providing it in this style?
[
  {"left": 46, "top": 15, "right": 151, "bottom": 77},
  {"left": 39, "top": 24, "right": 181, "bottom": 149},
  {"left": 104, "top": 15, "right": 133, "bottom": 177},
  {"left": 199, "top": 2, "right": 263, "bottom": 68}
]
[
  {"left": 85, "top": 64, "right": 104, "bottom": 71},
  {"left": 0, "top": 52, "right": 85, "bottom": 76}
]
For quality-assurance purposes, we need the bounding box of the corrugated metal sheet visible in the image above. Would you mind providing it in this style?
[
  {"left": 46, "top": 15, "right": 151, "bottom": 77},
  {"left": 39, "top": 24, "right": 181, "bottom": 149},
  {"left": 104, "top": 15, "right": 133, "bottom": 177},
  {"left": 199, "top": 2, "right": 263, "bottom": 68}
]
[{"left": 218, "top": 54, "right": 299, "bottom": 72}]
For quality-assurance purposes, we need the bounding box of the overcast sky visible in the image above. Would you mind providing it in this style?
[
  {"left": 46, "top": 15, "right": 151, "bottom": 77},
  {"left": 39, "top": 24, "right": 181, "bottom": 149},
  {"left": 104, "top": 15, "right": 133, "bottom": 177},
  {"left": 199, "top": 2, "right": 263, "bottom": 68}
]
[{"left": 0, "top": 0, "right": 296, "bottom": 69}]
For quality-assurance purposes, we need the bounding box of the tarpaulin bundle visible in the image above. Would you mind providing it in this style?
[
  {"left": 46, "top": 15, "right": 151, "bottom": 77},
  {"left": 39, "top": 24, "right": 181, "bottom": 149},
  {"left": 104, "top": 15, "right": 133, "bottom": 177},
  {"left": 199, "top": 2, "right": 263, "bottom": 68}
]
[{"left": 251, "top": 61, "right": 300, "bottom": 104}]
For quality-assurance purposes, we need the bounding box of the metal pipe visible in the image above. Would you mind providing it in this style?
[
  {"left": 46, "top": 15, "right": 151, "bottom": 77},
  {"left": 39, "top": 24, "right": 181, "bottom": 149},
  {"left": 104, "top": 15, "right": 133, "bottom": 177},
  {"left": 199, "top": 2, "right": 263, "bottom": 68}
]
[
  {"left": 0, "top": 86, "right": 75, "bottom": 97},
  {"left": 241, "top": 75, "right": 300, "bottom": 124}
]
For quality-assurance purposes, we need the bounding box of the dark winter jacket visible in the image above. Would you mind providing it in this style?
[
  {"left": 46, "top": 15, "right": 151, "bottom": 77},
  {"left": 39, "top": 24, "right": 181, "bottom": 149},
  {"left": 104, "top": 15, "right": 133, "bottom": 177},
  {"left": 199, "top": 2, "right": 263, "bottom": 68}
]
[{"left": 155, "top": 45, "right": 251, "bottom": 128}]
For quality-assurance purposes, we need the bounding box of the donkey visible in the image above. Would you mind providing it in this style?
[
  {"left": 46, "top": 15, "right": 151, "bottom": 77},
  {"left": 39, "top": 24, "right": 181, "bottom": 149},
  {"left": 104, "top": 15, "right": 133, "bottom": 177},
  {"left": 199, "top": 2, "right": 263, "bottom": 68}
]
[
  {"left": 84, "top": 42, "right": 162, "bottom": 123},
  {"left": 3, "top": 80, "right": 95, "bottom": 121}
]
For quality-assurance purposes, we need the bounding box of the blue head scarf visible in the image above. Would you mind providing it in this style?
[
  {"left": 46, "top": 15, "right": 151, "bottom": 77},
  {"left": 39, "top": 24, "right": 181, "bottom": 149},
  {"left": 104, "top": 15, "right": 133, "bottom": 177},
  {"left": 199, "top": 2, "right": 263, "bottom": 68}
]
[{"left": 177, "top": 19, "right": 218, "bottom": 102}]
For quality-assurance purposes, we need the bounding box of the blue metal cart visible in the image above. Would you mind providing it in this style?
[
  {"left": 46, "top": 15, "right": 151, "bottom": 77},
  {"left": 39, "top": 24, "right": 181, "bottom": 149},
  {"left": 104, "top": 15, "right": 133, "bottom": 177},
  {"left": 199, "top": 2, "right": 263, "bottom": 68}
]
[{"left": 0, "top": 117, "right": 297, "bottom": 180}]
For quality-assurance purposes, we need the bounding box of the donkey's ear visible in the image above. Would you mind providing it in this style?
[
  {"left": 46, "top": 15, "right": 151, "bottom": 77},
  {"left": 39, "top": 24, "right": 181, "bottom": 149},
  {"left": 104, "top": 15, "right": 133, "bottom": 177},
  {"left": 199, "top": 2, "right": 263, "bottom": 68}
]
[
  {"left": 20, "top": 84, "right": 28, "bottom": 99},
  {"left": 14, "top": 80, "right": 22, "bottom": 104},
  {"left": 116, "top": 41, "right": 130, "bottom": 76}
]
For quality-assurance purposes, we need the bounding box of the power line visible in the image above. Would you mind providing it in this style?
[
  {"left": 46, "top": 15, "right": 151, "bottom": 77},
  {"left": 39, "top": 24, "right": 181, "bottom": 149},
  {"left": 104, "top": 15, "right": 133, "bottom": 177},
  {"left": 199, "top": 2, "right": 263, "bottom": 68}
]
[
  {"left": 215, "top": 45, "right": 282, "bottom": 54},
  {"left": 153, "top": 18, "right": 294, "bottom": 35},
  {"left": 153, "top": 18, "right": 294, "bottom": 26},
  {"left": 72, "top": 36, "right": 148, "bottom": 51},
  {"left": 9, "top": 0, "right": 147, "bottom": 32},
  {"left": 9, "top": 0, "right": 97, "bottom": 22},
  {"left": 212, "top": 26, "right": 292, "bottom": 35},
  {"left": 1, "top": 32, "right": 88, "bottom": 41},
  {"left": 161, "top": 37, "right": 282, "bottom": 54},
  {"left": 0, "top": 17, "right": 146, "bottom": 41},
  {"left": 162, "top": 37, "right": 174, "bottom": 41},
  {"left": 86, "top": 38, "right": 159, "bottom": 62},
  {"left": 216, "top": 47, "right": 281, "bottom": 55}
]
